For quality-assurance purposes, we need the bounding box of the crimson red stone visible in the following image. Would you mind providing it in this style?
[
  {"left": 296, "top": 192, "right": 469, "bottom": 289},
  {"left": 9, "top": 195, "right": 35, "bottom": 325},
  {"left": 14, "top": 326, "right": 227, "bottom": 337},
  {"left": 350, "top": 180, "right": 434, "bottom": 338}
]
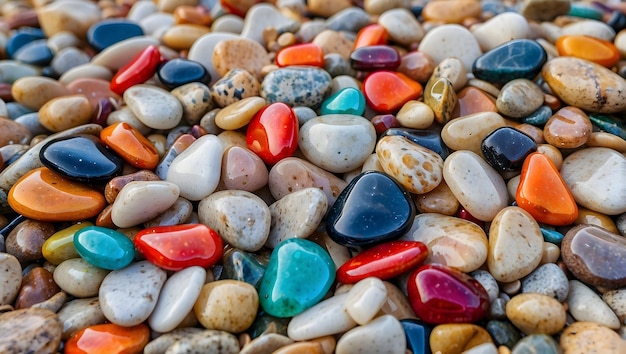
[
  {"left": 363, "top": 71, "right": 423, "bottom": 113},
  {"left": 246, "top": 102, "right": 298, "bottom": 164},
  {"left": 456, "top": 207, "right": 485, "bottom": 229},
  {"left": 407, "top": 264, "right": 489, "bottom": 324},
  {"left": 110, "top": 45, "right": 161, "bottom": 95},
  {"left": 350, "top": 45, "right": 401, "bottom": 71},
  {"left": 276, "top": 43, "right": 324, "bottom": 67},
  {"left": 134, "top": 224, "right": 223, "bottom": 271},
  {"left": 371, "top": 114, "right": 401, "bottom": 134},
  {"left": 353, "top": 24, "right": 388, "bottom": 49},
  {"left": 336, "top": 241, "right": 428, "bottom": 284}
]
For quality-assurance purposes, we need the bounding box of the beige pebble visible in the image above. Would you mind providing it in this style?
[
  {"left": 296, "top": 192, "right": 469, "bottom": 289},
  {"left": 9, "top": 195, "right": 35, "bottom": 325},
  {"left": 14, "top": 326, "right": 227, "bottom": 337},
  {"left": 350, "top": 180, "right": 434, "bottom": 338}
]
[
  {"left": 536, "top": 143, "right": 563, "bottom": 170},
  {"left": 0, "top": 307, "right": 62, "bottom": 353},
  {"left": 472, "top": 12, "right": 530, "bottom": 52},
  {"left": 345, "top": 277, "right": 388, "bottom": 325},
  {"left": 307, "top": 0, "right": 352, "bottom": 17},
  {"left": 540, "top": 242, "right": 561, "bottom": 265},
  {"left": 215, "top": 97, "right": 266, "bottom": 130},
  {"left": 442, "top": 111, "right": 506, "bottom": 156},
  {"left": 38, "top": 94, "right": 92, "bottom": 133},
  {"left": 585, "top": 131, "right": 626, "bottom": 153},
  {"left": 194, "top": 280, "right": 258, "bottom": 333},
  {"left": 543, "top": 106, "right": 592, "bottom": 149},
  {"left": 422, "top": 0, "right": 481, "bottom": 24},
  {"left": 162, "top": 24, "right": 211, "bottom": 50},
  {"left": 335, "top": 315, "right": 406, "bottom": 354},
  {"left": 412, "top": 179, "right": 459, "bottom": 215},
  {"left": 429, "top": 323, "right": 493, "bottom": 354},
  {"left": 506, "top": 293, "right": 566, "bottom": 335},
  {"left": 124, "top": 84, "right": 183, "bottom": 130},
  {"left": 53, "top": 258, "right": 109, "bottom": 298},
  {"left": 57, "top": 297, "right": 105, "bottom": 340},
  {"left": 221, "top": 145, "right": 269, "bottom": 192},
  {"left": 273, "top": 342, "right": 324, "bottom": 354},
  {"left": 364, "top": 0, "right": 411, "bottom": 15},
  {"left": 378, "top": 8, "right": 424, "bottom": 45},
  {"left": 312, "top": 30, "right": 354, "bottom": 60},
  {"left": 90, "top": 36, "right": 160, "bottom": 71},
  {"left": 213, "top": 38, "right": 270, "bottom": 80},
  {"left": 171, "top": 82, "right": 215, "bottom": 126},
  {"left": 567, "top": 279, "right": 620, "bottom": 329},
  {"left": 11, "top": 76, "right": 70, "bottom": 110},
  {"left": 496, "top": 79, "right": 544, "bottom": 118},
  {"left": 37, "top": 0, "right": 100, "bottom": 38},
  {"left": 560, "top": 322, "right": 626, "bottom": 353},
  {"left": 0, "top": 252, "right": 22, "bottom": 306},
  {"left": 395, "top": 100, "right": 435, "bottom": 129}
]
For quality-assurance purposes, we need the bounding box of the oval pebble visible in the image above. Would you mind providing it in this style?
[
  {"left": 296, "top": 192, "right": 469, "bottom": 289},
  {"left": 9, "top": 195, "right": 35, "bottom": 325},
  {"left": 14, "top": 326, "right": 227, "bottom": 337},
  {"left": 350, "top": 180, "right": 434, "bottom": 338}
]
[
  {"left": 57, "top": 297, "right": 106, "bottom": 340},
  {"left": 261, "top": 66, "right": 332, "bottom": 107},
  {"left": 560, "top": 322, "right": 626, "bottom": 353},
  {"left": 345, "top": 277, "right": 388, "bottom": 325},
  {"left": 496, "top": 79, "right": 544, "bottom": 118},
  {"left": 0, "top": 307, "right": 62, "bottom": 354},
  {"left": 472, "top": 12, "right": 530, "bottom": 51},
  {"left": 512, "top": 334, "right": 560, "bottom": 354},
  {"left": 0, "top": 252, "right": 22, "bottom": 306},
  {"left": 567, "top": 279, "right": 620, "bottom": 329},
  {"left": 287, "top": 293, "right": 357, "bottom": 341},
  {"left": 194, "top": 280, "right": 258, "bottom": 333},
  {"left": 110, "top": 181, "right": 180, "bottom": 228},
  {"left": 520, "top": 263, "right": 569, "bottom": 302},
  {"left": 124, "top": 84, "right": 183, "bottom": 130},
  {"left": 441, "top": 111, "right": 506, "bottom": 156},
  {"left": 418, "top": 24, "right": 482, "bottom": 71},
  {"left": 53, "top": 258, "right": 109, "bottom": 298},
  {"left": 505, "top": 293, "right": 566, "bottom": 335},
  {"left": 603, "top": 289, "right": 626, "bottom": 325}
]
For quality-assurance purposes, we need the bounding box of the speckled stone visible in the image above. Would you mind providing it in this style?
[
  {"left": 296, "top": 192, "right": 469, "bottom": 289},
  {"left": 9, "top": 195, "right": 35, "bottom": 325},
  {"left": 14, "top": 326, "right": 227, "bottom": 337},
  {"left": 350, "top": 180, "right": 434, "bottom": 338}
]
[
  {"left": 0, "top": 307, "right": 62, "bottom": 353},
  {"left": 261, "top": 67, "right": 332, "bottom": 107},
  {"left": 496, "top": 79, "right": 544, "bottom": 118},
  {"left": 211, "top": 68, "right": 260, "bottom": 108},
  {"left": 0, "top": 252, "right": 21, "bottom": 306},
  {"left": 170, "top": 82, "right": 214, "bottom": 125},
  {"left": 160, "top": 329, "right": 240, "bottom": 354},
  {"left": 521, "top": 263, "right": 569, "bottom": 302},
  {"left": 57, "top": 297, "right": 105, "bottom": 340},
  {"left": 194, "top": 280, "right": 258, "bottom": 333},
  {"left": 603, "top": 289, "right": 626, "bottom": 325},
  {"left": 560, "top": 322, "right": 626, "bottom": 353},
  {"left": 213, "top": 38, "right": 270, "bottom": 80},
  {"left": 470, "top": 270, "right": 500, "bottom": 303}
]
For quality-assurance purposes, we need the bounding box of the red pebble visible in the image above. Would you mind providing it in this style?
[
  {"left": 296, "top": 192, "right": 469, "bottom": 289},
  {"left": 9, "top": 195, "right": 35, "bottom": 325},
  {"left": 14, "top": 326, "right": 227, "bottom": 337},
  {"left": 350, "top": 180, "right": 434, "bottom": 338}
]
[
  {"left": 276, "top": 43, "right": 324, "bottom": 68},
  {"left": 337, "top": 241, "right": 428, "bottom": 284},
  {"left": 363, "top": 71, "right": 423, "bottom": 113},
  {"left": 100, "top": 122, "right": 159, "bottom": 169},
  {"left": 110, "top": 45, "right": 161, "bottom": 95},
  {"left": 246, "top": 102, "right": 298, "bottom": 164},
  {"left": 134, "top": 224, "right": 224, "bottom": 271},
  {"left": 371, "top": 114, "right": 401, "bottom": 134},
  {"left": 220, "top": 0, "right": 262, "bottom": 17},
  {"left": 353, "top": 24, "right": 388, "bottom": 49},
  {"left": 64, "top": 323, "right": 149, "bottom": 354},
  {"left": 456, "top": 207, "right": 485, "bottom": 229},
  {"left": 407, "top": 264, "right": 490, "bottom": 324}
]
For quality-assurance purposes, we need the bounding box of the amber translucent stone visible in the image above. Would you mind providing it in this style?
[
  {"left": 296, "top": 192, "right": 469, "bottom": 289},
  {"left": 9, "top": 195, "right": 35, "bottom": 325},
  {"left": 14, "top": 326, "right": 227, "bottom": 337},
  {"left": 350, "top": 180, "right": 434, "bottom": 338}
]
[
  {"left": 353, "top": 24, "right": 388, "bottom": 49},
  {"left": 65, "top": 323, "right": 150, "bottom": 354},
  {"left": 556, "top": 35, "right": 621, "bottom": 68},
  {"left": 452, "top": 86, "right": 497, "bottom": 119},
  {"left": 363, "top": 71, "right": 423, "bottom": 113},
  {"left": 100, "top": 122, "right": 160, "bottom": 169},
  {"left": 276, "top": 43, "right": 324, "bottom": 68}
]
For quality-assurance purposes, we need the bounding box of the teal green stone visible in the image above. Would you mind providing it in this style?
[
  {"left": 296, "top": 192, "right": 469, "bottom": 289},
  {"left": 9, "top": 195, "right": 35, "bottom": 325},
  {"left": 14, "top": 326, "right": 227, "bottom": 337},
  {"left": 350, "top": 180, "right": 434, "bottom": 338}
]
[
  {"left": 589, "top": 113, "right": 626, "bottom": 140},
  {"left": 511, "top": 334, "right": 560, "bottom": 354},
  {"left": 320, "top": 87, "right": 366, "bottom": 116},
  {"left": 521, "top": 106, "right": 552, "bottom": 126},
  {"left": 540, "top": 227, "right": 564, "bottom": 245},
  {"left": 486, "top": 320, "right": 521, "bottom": 349},
  {"left": 248, "top": 312, "right": 290, "bottom": 339},
  {"left": 221, "top": 248, "right": 269, "bottom": 290},
  {"left": 568, "top": 4, "right": 603, "bottom": 21},
  {"left": 259, "top": 238, "right": 335, "bottom": 318},
  {"left": 73, "top": 226, "right": 135, "bottom": 270}
]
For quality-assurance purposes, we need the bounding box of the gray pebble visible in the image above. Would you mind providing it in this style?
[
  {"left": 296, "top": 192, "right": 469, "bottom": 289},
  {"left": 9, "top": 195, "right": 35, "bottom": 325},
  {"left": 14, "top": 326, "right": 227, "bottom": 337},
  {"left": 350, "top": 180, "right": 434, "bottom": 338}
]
[
  {"left": 165, "top": 329, "right": 240, "bottom": 354},
  {"left": 511, "top": 334, "right": 560, "bottom": 354},
  {"left": 326, "top": 7, "right": 371, "bottom": 33},
  {"left": 471, "top": 270, "right": 499, "bottom": 303},
  {"left": 489, "top": 298, "right": 507, "bottom": 320},
  {"left": 51, "top": 47, "right": 90, "bottom": 76},
  {"left": 144, "top": 328, "right": 205, "bottom": 354},
  {"left": 496, "top": 79, "right": 544, "bottom": 118},
  {"left": 616, "top": 212, "right": 626, "bottom": 236},
  {"left": 521, "top": 263, "right": 569, "bottom": 302},
  {"left": 292, "top": 106, "right": 317, "bottom": 126},
  {"left": 324, "top": 53, "right": 356, "bottom": 78},
  {"left": 261, "top": 66, "right": 331, "bottom": 107}
]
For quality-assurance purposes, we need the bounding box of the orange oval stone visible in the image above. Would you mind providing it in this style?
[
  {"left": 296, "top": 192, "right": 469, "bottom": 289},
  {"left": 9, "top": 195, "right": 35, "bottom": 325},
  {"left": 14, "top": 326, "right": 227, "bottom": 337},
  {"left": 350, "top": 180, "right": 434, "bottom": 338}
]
[
  {"left": 452, "top": 86, "right": 497, "bottom": 119},
  {"left": 353, "top": 24, "right": 388, "bottom": 49},
  {"left": 276, "top": 43, "right": 324, "bottom": 67},
  {"left": 65, "top": 323, "right": 150, "bottom": 354},
  {"left": 173, "top": 5, "right": 212, "bottom": 26},
  {"left": 363, "top": 71, "right": 423, "bottom": 113},
  {"left": 516, "top": 152, "right": 578, "bottom": 226},
  {"left": 556, "top": 35, "right": 621, "bottom": 68},
  {"left": 8, "top": 167, "right": 106, "bottom": 222},
  {"left": 100, "top": 122, "right": 159, "bottom": 169},
  {"left": 543, "top": 106, "right": 592, "bottom": 149}
]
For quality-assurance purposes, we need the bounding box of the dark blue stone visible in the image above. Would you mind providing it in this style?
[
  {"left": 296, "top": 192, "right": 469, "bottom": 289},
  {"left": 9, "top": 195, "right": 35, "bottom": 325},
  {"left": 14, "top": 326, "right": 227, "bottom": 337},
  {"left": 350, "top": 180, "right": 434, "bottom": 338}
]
[
  {"left": 481, "top": 126, "right": 537, "bottom": 172},
  {"left": 607, "top": 11, "right": 626, "bottom": 32},
  {"left": 39, "top": 134, "right": 124, "bottom": 183},
  {"left": 472, "top": 39, "right": 547, "bottom": 85},
  {"left": 6, "top": 27, "right": 46, "bottom": 59},
  {"left": 486, "top": 320, "right": 521, "bottom": 349},
  {"left": 157, "top": 58, "right": 212, "bottom": 90},
  {"left": 86, "top": 19, "right": 144, "bottom": 52},
  {"left": 41, "top": 66, "right": 60, "bottom": 80},
  {"left": 382, "top": 128, "right": 449, "bottom": 159},
  {"left": 521, "top": 105, "right": 552, "bottom": 126},
  {"left": 220, "top": 248, "right": 268, "bottom": 290},
  {"left": 14, "top": 39, "right": 53, "bottom": 66},
  {"left": 400, "top": 319, "right": 432, "bottom": 354},
  {"left": 326, "top": 171, "right": 416, "bottom": 247}
]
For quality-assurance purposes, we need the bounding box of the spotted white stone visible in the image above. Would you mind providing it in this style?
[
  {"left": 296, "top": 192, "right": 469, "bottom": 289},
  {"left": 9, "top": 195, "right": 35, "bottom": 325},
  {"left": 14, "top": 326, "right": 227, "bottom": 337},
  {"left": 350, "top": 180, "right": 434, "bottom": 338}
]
[
  {"left": 0, "top": 252, "right": 21, "bottom": 306},
  {"left": 111, "top": 181, "right": 180, "bottom": 228}
]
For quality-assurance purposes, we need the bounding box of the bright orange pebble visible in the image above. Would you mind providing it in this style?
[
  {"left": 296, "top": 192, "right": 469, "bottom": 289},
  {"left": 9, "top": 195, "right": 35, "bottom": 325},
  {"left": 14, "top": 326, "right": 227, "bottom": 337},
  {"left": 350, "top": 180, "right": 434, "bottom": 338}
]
[
  {"left": 276, "top": 43, "right": 324, "bottom": 67},
  {"left": 173, "top": 5, "right": 212, "bottom": 26},
  {"left": 362, "top": 71, "right": 423, "bottom": 113},
  {"left": 100, "top": 122, "right": 159, "bottom": 170},
  {"left": 516, "top": 152, "right": 578, "bottom": 226},
  {"left": 556, "top": 35, "right": 621, "bottom": 68},
  {"left": 353, "top": 24, "right": 388, "bottom": 49},
  {"left": 64, "top": 323, "right": 150, "bottom": 354}
]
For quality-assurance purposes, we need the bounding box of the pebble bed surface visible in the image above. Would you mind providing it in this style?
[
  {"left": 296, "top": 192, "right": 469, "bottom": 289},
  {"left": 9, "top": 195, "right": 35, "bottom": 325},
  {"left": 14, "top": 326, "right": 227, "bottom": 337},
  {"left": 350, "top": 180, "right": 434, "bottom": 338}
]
[{"left": 2, "top": 0, "right": 626, "bottom": 353}]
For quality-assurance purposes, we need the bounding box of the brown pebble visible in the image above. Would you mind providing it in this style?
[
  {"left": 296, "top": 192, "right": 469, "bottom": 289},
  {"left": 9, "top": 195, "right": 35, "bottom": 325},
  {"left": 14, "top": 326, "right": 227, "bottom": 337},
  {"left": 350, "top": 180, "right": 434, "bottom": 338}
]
[
  {"left": 0, "top": 307, "right": 63, "bottom": 354},
  {"left": 312, "top": 30, "right": 354, "bottom": 60},
  {"left": 560, "top": 322, "right": 626, "bottom": 353},
  {"left": 15, "top": 267, "right": 61, "bottom": 309},
  {"left": 173, "top": 5, "right": 212, "bottom": 26},
  {"left": 38, "top": 94, "right": 93, "bottom": 133},
  {"left": 429, "top": 323, "right": 493, "bottom": 354},
  {"left": 0, "top": 117, "right": 31, "bottom": 147},
  {"left": 544, "top": 106, "right": 592, "bottom": 148},
  {"left": 5, "top": 219, "right": 55, "bottom": 263},
  {"left": 422, "top": 0, "right": 482, "bottom": 24},
  {"left": 104, "top": 169, "right": 161, "bottom": 204},
  {"left": 397, "top": 51, "right": 436, "bottom": 83}
]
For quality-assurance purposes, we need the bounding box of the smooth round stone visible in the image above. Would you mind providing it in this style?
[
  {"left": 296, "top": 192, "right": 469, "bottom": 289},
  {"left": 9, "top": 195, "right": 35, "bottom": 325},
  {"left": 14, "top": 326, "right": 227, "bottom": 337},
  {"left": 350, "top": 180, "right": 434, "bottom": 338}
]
[
  {"left": 156, "top": 58, "right": 211, "bottom": 91},
  {"left": 441, "top": 111, "right": 506, "bottom": 156},
  {"left": 429, "top": 323, "right": 493, "bottom": 354},
  {"left": 123, "top": 84, "right": 183, "bottom": 130},
  {"left": 166, "top": 134, "right": 223, "bottom": 201},
  {"left": 421, "top": 0, "right": 480, "bottom": 23},
  {"left": 57, "top": 297, "right": 106, "bottom": 341},
  {"left": 603, "top": 289, "right": 626, "bottom": 324},
  {"left": 11, "top": 76, "right": 69, "bottom": 111},
  {"left": 560, "top": 322, "right": 626, "bottom": 353},
  {"left": 0, "top": 307, "right": 62, "bottom": 353},
  {"left": 418, "top": 24, "right": 482, "bottom": 71},
  {"left": 194, "top": 280, "right": 258, "bottom": 333},
  {"left": 90, "top": 36, "right": 159, "bottom": 72},
  {"left": 0, "top": 117, "right": 31, "bottom": 147},
  {"left": 395, "top": 101, "right": 435, "bottom": 129},
  {"left": 5, "top": 219, "right": 54, "bottom": 263},
  {"left": 544, "top": 106, "right": 592, "bottom": 148},
  {"left": 73, "top": 226, "right": 134, "bottom": 271},
  {"left": 336, "top": 315, "right": 406, "bottom": 354},
  {"left": 567, "top": 279, "right": 620, "bottom": 329},
  {"left": 397, "top": 51, "right": 436, "bottom": 84},
  {"left": 188, "top": 33, "right": 239, "bottom": 86},
  {"left": 150, "top": 329, "right": 239, "bottom": 354},
  {"left": 65, "top": 323, "right": 149, "bottom": 354},
  {"left": 239, "top": 333, "right": 294, "bottom": 354},
  {"left": 13, "top": 39, "right": 53, "bottom": 66},
  {"left": 560, "top": 147, "right": 626, "bottom": 215},
  {"left": 561, "top": 224, "right": 626, "bottom": 289},
  {"left": 6, "top": 28, "right": 45, "bottom": 59},
  {"left": 505, "top": 293, "right": 565, "bottom": 335},
  {"left": 486, "top": 320, "right": 520, "bottom": 349},
  {"left": 212, "top": 69, "right": 260, "bottom": 108},
  {"left": 350, "top": 45, "right": 400, "bottom": 71},
  {"left": 470, "top": 270, "right": 499, "bottom": 303},
  {"left": 14, "top": 267, "right": 61, "bottom": 309},
  {"left": 345, "top": 277, "right": 388, "bottom": 325},
  {"left": 376, "top": 135, "right": 444, "bottom": 194},
  {"left": 162, "top": 24, "right": 211, "bottom": 51},
  {"left": 320, "top": 87, "right": 365, "bottom": 116},
  {"left": 362, "top": 71, "right": 423, "bottom": 114},
  {"left": 512, "top": 334, "right": 560, "bottom": 354},
  {"left": 488, "top": 206, "right": 543, "bottom": 282},
  {"left": 472, "top": 12, "right": 530, "bottom": 51},
  {"left": 198, "top": 190, "right": 270, "bottom": 252},
  {"left": 521, "top": 263, "right": 569, "bottom": 302},
  {"left": 312, "top": 29, "right": 353, "bottom": 60},
  {"left": 443, "top": 150, "right": 508, "bottom": 221},
  {"left": 100, "top": 121, "right": 158, "bottom": 169},
  {"left": 259, "top": 238, "right": 335, "bottom": 318},
  {"left": 287, "top": 292, "right": 357, "bottom": 341},
  {"left": 37, "top": 0, "right": 100, "bottom": 38},
  {"left": 246, "top": 102, "right": 298, "bottom": 165},
  {"left": 212, "top": 38, "right": 269, "bottom": 80},
  {"left": 326, "top": 171, "right": 416, "bottom": 247},
  {"left": 53, "top": 258, "right": 108, "bottom": 298},
  {"left": 42, "top": 222, "right": 91, "bottom": 265},
  {"left": 557, "top": 34, "right": 620, "bottom": 68},
  {"left": 481, "top": 127, "right": 537, "bottom": 172},
  {"left": 8, "top": 167, "right": 105, "bottom": 222},
  {"left": 0, "top": 252, "right": 21, "bottom": 305},
  {"left": 408, "top": 264, "right": 490, "bottom": 324},
  {"left": 99, "top": 261, "right": 166, "bottom": 326},
  {"left": 0, "top": 61, "right": 41, "bottom": 84},
  {"left": 403, "top": 213, "right": 488, "bottom": 273},
  {"left": 221, "top": 145, "right": 268, "bottom": 192},
  {"left": 38, "top": 94, "right": 92, "bottom": 132},
  {"left": 111, "top": 181, "right": 180, "bottom": 228},
  {"left": 50, "top": 47, "right": 90, "bottom": 76},
  {"left": 39, "top": 135, "right": 123, "bottom": 183},
  {"left": 267, "top": 187, "right": 327, "bottom": 249},
  {"left": 216, "top": 97, "right": 265, "bottom": 130},
  {"left": 496, "top": 79, "right": 544, "bottom": 118},
  {"left": 520, "top": 0, "right": 570, "bottom": 22},
  {"left": 378, "top": 8, "right": 424, "bottom": 46},
  {"left": 299, "top": 114, "right": 375, "bottom": 173},
  {"left": 561, "top": 19, "right": 615, "bottom": 41},
  {"left": 87, "top": 19, "right": 143, "bottom": 52},
  {"left": 261, "top": 66, "right": 332, "bottom": 107},
  {"left": 473, "top": 39, "right": 547, "bottom": 85},
  {"left": 58, "top": 63, "right": 113, "bottom": 85}
]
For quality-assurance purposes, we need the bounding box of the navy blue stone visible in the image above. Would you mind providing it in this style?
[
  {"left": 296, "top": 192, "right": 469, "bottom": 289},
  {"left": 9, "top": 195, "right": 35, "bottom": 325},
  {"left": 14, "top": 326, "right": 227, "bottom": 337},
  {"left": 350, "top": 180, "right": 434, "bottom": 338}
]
[
  {"left": 6, "top": 27, "right": 46, "bottom": 59},
  {"left": 382, "top": 128, "right": 449, "bottom": 159},
  {"left": 14, "top": 39, "right": 54, "bottom": 66},
  {"left": 39, "top": 134, "right": 124, "bottom": 183},
  {"left": 608, "top": 11, "right": 626, "bottom": 32},
  {"left": 157, "top": 58, "right": 212, "bottom": 90},
  {"left": 400, "top": 319, "right": 432, "bottom": 354},
  {"left": 326, "top": 171, "right": 416, "bottom": 247},
  {"left": 521, "top": 105, "right": 552, "bottom": 126},
  {"left": 481, "top": 126, "right": 537, "bottom": 172},
  {"left": 472, "top": 39, "right": 547, "bottom": 85},
  {"left": 87, "top": 19, "right": 144, "bottom": 52}
]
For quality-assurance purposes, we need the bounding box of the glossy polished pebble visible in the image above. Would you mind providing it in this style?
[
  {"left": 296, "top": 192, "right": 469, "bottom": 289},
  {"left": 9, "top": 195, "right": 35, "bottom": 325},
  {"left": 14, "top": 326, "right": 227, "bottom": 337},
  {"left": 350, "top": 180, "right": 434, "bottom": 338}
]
[
  {"left": 506, "top": 293, "right": 565, "bottom": 335},
  {"left": 8, "top": 167, "right": 105, "bottom": 222},
  {"left": 441, "top": 111, "right": 506, "bottom": 156},
  {"left": 561, "top": 224, "right": 626, "bottom": 289},
  {"left": 363, "top": 71, "right": 423, "bottom": 113},
  {"left": 212, "top": 69, "right": 261, "bottom": 108},
  {"left": 588, "top": 113, "right": 626, "bottom": 140},
  {"left": 418, "top": 24, "right": 482, "bottom": 71},
  {"left": 345, "top": 277, "right": 388, "bottom": 325},
  {"left": 350, "top": 45, "right": 400, "bottom": 71},
  {"left": 194, "top": 280, "right": 258, "bottom": 333},
  {"left": 0, "top": 307, "right": 62, "bottom": 354},
  {"left": 221, "top": 145, "right": 268, "bottom": 192},
  {"left": 336, "top": 315, "right": 406, "bottom": 354},
  {"left": 162, "top": 24, "right": 211, "bottom": 51},
  {"left": 216, "top": 97, "right": 265, "bottom": 131},
  {"left": 11, "top": 76, "right": 69, "bottom": 110},
  {"left": 221, "top": 249, "right": 267, "bottom": 291},
  {"left": 423, "top": 77, "right": 457, "bottom": 124},
  {"left": 109, "top": 45, "right": 161, "bottom": 95},
  {"left": 15, "top": 267, "right": 61, "bottom": 309},
  {"left": 403, "top": 213, "right": 488, "bottom": 273},
  {"left": 326, "top": 171, "right": 415, "bottom": 247},
  {"left": 521, "top": 263, "right": 569, "bottom": 302},
  {"left": 0, "top": 252, "right": 21, "bottom": 305},
  {"left": 5, "top": 219, "right": 54, "bottom": 263},
  {"left": 100, "top": 122, "right": 159, "bottom": 169},
  {"left": 99, "top": 261, "right": 166, "bottom": 326},
  {"left": 6, "top": 28, "right": 45, "bottom": 59},
  {"left": 496, "top": 79, "right": 544, "bottom": 118},
  {"left": 353, "top": 24, "right": 388, "bottom": 49},
  {"left": 567, "top": 280, "right": 620, "bottom": 329},
  {"left": 157, "top": 58, "right": 211, "bottom": 90},
  {"left": 246, "top": 102, "right": 298, "bottom": 165},
  {"left": 42, "top": 222, "right": 92, "bottom": 265},
  {"left": 407, "top": 264, "right": 489, "bottom": 324},
  {"left": 382, "top": 128, "right": 449, "bottom": 159},
  {"left": 57, "top": 297, "right": 106, "bottom": 340},
  {"left": 542, "top": 56, "right": 626, "bottom": 113},
  {"left": 299, "top": 114, "right": 376, "bottom": 173},
  {"left": 400, "top": 319, "right": 432, "bottom": 354},
  {"left": 560, "top": 147, "right": 626, "bottom": 215},
  {"left": 53, "top": 258, "right": 109, "bottom": 298},
  {"left": 473, "top": 39, "right": 547, "bottom": 84},
  {"left": 320, "top": 87, "right": 366, "bottom": 116},
  {"left": 395, "top": 101, "right": 435, "bottom": 130},
  {"left": 543, "top": 106, "right": 592, "bottom": 148},
  {"left": 560, "top": 322, "right": 626, "bottom": 354},
  {"left": 87, "top": 19, "right": 144, "bottom": 52},
  {"left": 472, "top": 12, "right": 530, "bottom": 51},
  {"left": 124, "top": 84, "right": 183, "bottom": 130},
  {"left": 511, "top": 334, "right": 560, "bottom": 354},
  {"left": 443, "top": 150, "right": 508, "bottom": 221},
  {"left": 452, "top": 86, "right": 497, "bottom": 118},
  {"left": 287, "top": 293, "right": 356, "bottom": 341},
  {"left": 38, "top": 94, "right": 93, "bottom": 132},
  {"left": 110, "top": 181, "right": 180, "bottom": 228},
  {"left": 261, "top": 66, "right": 331, "bottom": 107},
  {"left": 259, "top": 238, "right": 335, "bottom": 318},
  {"left": 481, "top": 127, "right": 537, "bottom": 172},
  {"left": 556, "top": 35, "right": 620, "bottom": 68},
  {"left": 74, "top": 226, "right": 134, "bottom": 271},
  {"left": 429, "top": 323, "right": 493, "bottom": 354},
  {"left": 396, "top": 51, "right": 435, "bottom": 84},
  {"left": 276, "top": 43, "right": 324, "bottom": 67},
  {"left": 135, "top": 224, "right": 223, "bottom": 271},
  {"left": 64, "top": 323, "right": 149, "bottom": 354}
]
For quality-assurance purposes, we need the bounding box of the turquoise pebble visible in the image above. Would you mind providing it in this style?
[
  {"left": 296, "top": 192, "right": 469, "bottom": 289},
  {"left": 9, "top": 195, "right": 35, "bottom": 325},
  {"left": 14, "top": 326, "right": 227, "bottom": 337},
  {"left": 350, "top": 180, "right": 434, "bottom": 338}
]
[
  {"left": 321, "top": 87, "right": 366, "bottom": 116},
  {"left": 521, "top": 105, "right": 552, "bottom": 126},
  {"left": 259, "top": 238, "right": 335, "bottom": 318},
  {"left": 589, "top": 113, "right": 626, "bottom": 140},
  {"left": 512, "top": 334, "right": 560, "bottom": 354},
  {"left": 540, "top": 226, "right": 564, "bottom": 245},
  {"left": 73, "top": 226, "right": 135, "bottom": 270},
  {"left": 568, "top": 4, "right": 604, "bottom": 21}
]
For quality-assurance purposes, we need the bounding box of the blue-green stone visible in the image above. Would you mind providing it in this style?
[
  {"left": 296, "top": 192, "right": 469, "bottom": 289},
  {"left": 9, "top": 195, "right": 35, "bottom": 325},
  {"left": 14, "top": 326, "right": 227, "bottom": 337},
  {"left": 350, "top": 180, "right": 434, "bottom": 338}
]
[
  {"left": 486, "top": 320, "right": 521, "bottom": 348},
  {"left": 220, "top": 248, "right": 269, "bottom": 290},
  {"left": 589, "top": 113, "right": 626, "bottom": 140},
  {"left": 521, "top": 106, "right": 553, "bottom": 126},
  {"left": 473, "top": 39, "right": 547, "bottom": 85},
  {"left": 248, "top": 312, "right": 290, "bottom": 339},
  {"left": 259, "top": 238, "right": 335, "bottom": 318},
  {"left": 73, "top": 226, "right": 135, "bottom": 270},
  {"left": 511, "top": 334, "right": 560, "bottom": 354},
  {"left": 540, "top": 226, "right": 564, "bottom": 245},
  {"left": 568, "top": 4, "right": 603, "bottom": 20},
  {"left": 320, "top": 87, "right": 366, "bottom": 116}
]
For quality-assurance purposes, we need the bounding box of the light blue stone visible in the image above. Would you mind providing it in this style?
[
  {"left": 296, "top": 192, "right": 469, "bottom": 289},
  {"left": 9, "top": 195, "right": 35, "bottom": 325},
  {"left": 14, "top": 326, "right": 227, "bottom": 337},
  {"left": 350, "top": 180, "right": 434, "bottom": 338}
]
[
  {"left": 74, "top": 226, "right": 135, "bottom": 270},
  {"left": 521, "top": 105, "right": 552, "bottom": 126},
  {"left": 540, "top": 226, "right": 564, "bottom": 245},
  {"left": 321, "top": 87, "right": 366, "bottom": 116},
  {"left": 259, "top": 238, "right": 335, "bottom": 318}
]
